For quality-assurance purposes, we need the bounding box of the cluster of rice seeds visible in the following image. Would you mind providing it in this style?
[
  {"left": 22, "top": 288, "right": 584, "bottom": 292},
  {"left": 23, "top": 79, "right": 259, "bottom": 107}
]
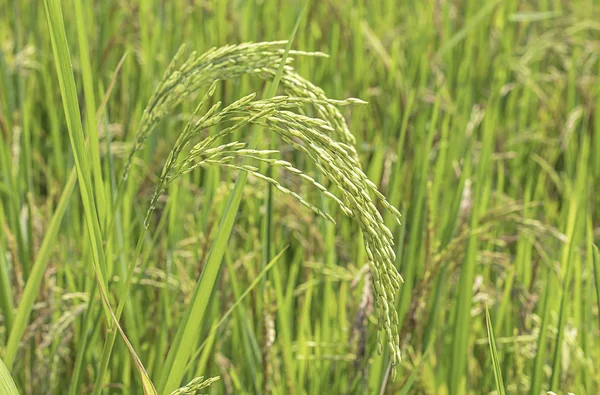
[
  {"left": 170, "top": 376, "right": 220, "bottom": 395},
  {"left": 261, "top": 110, "right": 403, "bottom": 370},
  {"left": 259, "top": 66, "right": 359, "bottom": 149},
  {"left": 136, "top": 41, "right": 404, "bottom": 374},
  {"left": 124, "top": 41, "right": 328, "bottom": 179}
]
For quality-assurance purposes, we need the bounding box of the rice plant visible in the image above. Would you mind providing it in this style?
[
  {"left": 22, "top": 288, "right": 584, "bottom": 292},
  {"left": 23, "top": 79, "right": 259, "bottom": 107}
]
[
  {"left": 134, "top": 41, "right": 405, "bottom": 387},
  {"left": 2, "top": 0, "right": 600, "bottom": 394},
  {"left": 44, "top": 0, "right": 404, "bottom": 391}
]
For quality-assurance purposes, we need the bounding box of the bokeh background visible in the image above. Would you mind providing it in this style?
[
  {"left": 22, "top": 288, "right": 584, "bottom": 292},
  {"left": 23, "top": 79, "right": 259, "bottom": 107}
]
[{"left": 1, "top": 0, "right": 599, "bottom": 394}]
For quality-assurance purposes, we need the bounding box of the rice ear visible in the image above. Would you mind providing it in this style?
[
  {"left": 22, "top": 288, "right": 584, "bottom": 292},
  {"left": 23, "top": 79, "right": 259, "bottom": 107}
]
[{"left": 140, "top": 42, "right": 404, "bottom": 371}]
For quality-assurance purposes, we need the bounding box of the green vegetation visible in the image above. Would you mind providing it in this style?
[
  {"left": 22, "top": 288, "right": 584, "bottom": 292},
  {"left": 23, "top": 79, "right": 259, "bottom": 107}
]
[{"left": 1, "top": 0, "right": 599, "bottom": 394}]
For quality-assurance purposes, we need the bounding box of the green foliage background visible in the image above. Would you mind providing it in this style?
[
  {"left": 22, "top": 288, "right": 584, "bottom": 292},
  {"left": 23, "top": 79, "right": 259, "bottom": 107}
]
[{"left": 0, "top": 0, "right": 599, "bottom": 394}]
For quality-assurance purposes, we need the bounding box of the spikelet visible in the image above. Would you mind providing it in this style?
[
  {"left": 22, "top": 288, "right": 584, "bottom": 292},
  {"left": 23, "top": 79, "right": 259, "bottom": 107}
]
[{"left": 170, "top": 376, "right": 220, "bottom": 395}]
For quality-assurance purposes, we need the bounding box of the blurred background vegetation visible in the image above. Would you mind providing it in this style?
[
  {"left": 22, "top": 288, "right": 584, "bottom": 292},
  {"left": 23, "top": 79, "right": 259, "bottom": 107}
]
[{"left": 1, "top": 0, "right": 600, "bottom": 393}]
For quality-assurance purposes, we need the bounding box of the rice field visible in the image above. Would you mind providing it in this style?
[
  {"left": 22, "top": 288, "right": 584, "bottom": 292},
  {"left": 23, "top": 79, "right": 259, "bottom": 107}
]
[{"left": 1, "top": 0, "right": 599, "bottom": 394}]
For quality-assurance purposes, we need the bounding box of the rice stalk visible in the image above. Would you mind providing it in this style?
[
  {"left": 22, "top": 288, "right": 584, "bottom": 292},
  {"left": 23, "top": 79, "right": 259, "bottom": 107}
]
[{"left": 135, "top": 42, "right": 405, "bottom": 372}]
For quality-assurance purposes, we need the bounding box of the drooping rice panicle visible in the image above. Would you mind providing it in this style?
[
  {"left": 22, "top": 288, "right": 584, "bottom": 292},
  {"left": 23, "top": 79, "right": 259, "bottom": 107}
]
[
  {"left": 139, "top": 61, "right": 404, "bottom": 367},
  {"left": 124, "top": 41, "right": 361, "bottom": 180}
]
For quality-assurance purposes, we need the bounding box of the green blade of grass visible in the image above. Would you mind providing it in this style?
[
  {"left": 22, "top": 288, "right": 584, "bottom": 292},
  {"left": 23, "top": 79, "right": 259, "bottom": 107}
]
[
  {"left": 72, "top": 0, "right": 105, "bottom": 224},
  {"left": 550, "top": 204, "right": 581, "bottom": 390},
  {"left": 485, "top": 306, "right": 506, "bottom": 395},
  {"left": 593, "top": 245, "right": 600, "bottom": 331},
  {"left": 0, "top": 356, "right": 18, "bottom": 395},
  {"left": 0, "top": 202, "right": 15, "bottom": 334},
  {"left": 530, "top": 265, "right": 552, "bottom": 395}
]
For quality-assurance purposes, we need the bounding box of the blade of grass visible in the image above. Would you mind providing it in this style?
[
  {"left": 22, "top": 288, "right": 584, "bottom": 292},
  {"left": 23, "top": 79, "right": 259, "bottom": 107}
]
[
  {"left": 0, "top": 356, "right": 18, "bottom": 395},
  {"left": 550, "top": 204, "right": 582, "bottom": 390},
  {"left": 593, "top": 245, "right": 600, "bottom": 331},
  {"left": 485, "top": 306, "right": 506, "bottom": 395},
  {"left": 0, "top": 202, "right": 15, "bottom": 334},
  {"left": 73, "top": 0, "right": 105, "bottom": 223}
]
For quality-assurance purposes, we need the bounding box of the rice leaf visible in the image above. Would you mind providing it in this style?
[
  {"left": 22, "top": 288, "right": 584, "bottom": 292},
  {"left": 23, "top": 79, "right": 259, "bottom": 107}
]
[{"left": 485, "top": 306, "right": 506, "bottom": 395}]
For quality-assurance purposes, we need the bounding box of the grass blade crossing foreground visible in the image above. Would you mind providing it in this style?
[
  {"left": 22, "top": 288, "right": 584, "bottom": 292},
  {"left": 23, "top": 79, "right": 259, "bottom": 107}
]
[
  {"left": 485, "top": 306, "right": 506, "bottom": 395},
  {"left": 0, "top": 358, "right": 19, "bottom": 395},
  {"left": 157, "top": 3, "right": 310, "bottom": 392},
  {"left": 0, "top": 357, "right": 18, "bottom": 395},
  {"left": 42, "top": 0, "right": 155, "bottom": 393}
]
